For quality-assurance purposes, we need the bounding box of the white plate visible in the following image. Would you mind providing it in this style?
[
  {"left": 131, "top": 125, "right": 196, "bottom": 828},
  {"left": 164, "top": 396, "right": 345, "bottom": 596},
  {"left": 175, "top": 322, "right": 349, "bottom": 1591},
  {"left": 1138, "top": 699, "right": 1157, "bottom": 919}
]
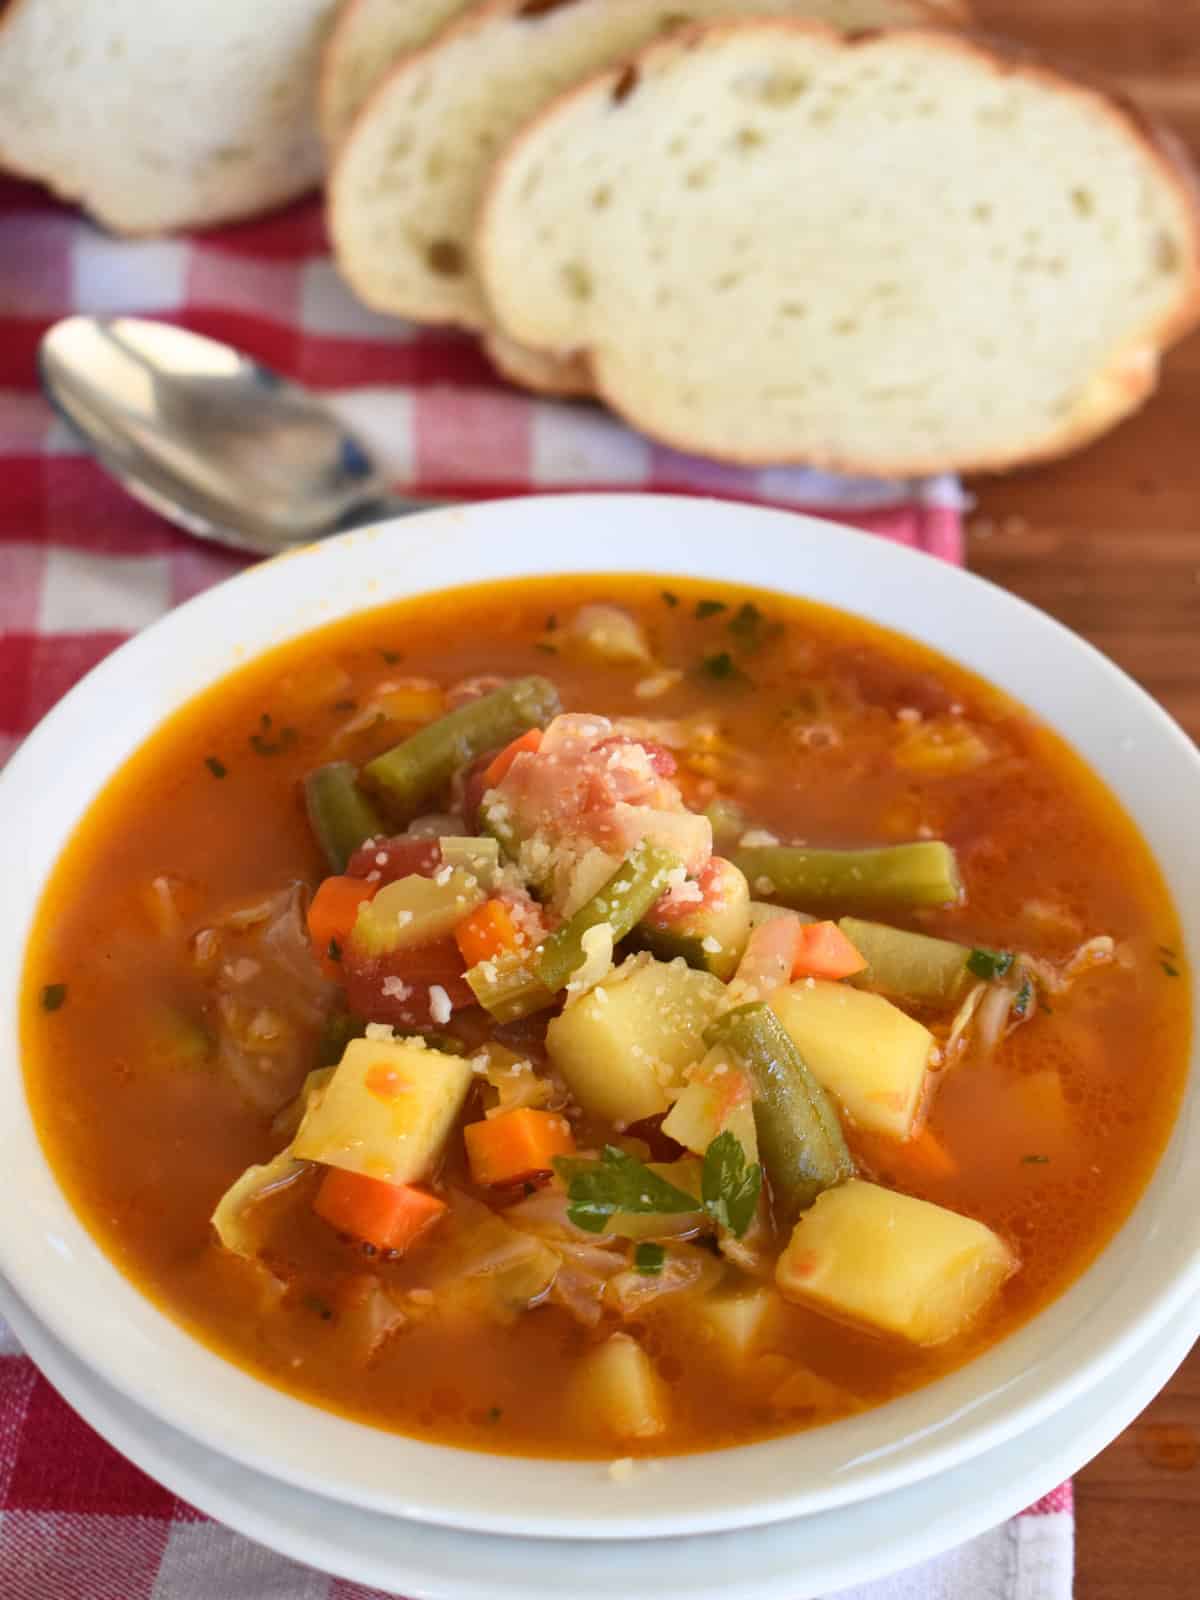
[
  {"left": 2, "top": 1268, "right": 1195, "bottom": 1598},
  {"left": 3, "top": 495, "right": 1198, "bottom": 1540}
]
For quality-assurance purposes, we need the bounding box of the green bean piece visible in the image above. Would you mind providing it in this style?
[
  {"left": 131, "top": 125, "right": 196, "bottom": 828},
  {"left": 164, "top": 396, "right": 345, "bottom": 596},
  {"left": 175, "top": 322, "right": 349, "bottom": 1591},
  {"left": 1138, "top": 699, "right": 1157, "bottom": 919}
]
[
  {"left": 304, "top": 762, "right": 385, "bottom": 874},
  {"left": 536, "top": 843, "right": 682, "bottom": 992},
  {"left": 363, "top": 676, "right": 560, "bottom": 820},
  {"left": 840, "top": 917, "right": 974, "bottom": 1008},
  {"left": 705, "top": 1002, "right": 853, "bottom": 1224},
  {"left": 732, "top": 841, "right": 962, "bottom": 912},
  {"left": 466, "top": 953, "right": 556, "bottom": 1023}
]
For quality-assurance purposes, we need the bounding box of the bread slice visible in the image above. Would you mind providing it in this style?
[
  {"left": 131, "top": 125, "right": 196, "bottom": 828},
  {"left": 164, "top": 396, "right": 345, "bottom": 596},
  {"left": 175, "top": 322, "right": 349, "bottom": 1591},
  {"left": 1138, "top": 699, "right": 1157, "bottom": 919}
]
[
  {"left": 319, "top": 0, "right": 475, "bottom": 149},
  {"left": 483, "top": 330, "right": 593, "bottom": 396},
  {"left": 327, "top": 0, "right": 958, "bottom": 332},
  {"left": 0, "top": 0, "right": 340, "bottom": 235},
  {"left": 477, "top": 22, "right": 1200, "bottom": 472}
]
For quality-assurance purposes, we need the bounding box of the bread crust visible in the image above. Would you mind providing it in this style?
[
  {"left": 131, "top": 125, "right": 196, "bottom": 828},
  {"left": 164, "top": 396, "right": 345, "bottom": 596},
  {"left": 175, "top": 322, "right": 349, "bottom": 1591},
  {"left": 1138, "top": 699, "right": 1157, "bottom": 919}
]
[
  {"left": 476, "top": 18, "right": 1200, "bottom": 474},
  {"left": 483, "top": 330, "right": 594, "bottom": 396}
]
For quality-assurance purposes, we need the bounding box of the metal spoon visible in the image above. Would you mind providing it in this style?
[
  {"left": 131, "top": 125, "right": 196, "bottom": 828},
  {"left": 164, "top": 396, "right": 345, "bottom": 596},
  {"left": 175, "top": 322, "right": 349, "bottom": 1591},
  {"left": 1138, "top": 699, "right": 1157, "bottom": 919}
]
[{"left": 38, "top": 316, "right": 450, "bottom": 557}]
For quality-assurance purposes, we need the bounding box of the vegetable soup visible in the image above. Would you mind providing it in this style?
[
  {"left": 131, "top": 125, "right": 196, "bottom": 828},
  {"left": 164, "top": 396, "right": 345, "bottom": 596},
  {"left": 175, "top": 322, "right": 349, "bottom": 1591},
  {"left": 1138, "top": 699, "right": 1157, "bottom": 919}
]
[{"left": 21, "top": 576, "right": 1189, "bottom": 1459}]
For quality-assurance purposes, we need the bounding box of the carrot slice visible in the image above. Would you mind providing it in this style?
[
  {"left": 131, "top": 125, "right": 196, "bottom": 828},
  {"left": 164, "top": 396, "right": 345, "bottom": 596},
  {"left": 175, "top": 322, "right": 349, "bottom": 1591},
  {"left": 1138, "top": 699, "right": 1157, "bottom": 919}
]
[
  {"left": 313, "top": 1167, "right": 447, "bottom": 1252},
  {"left": 896, "top": 1127, "right": 958, "bottom": 1181},
  {"left": 791, "top": 920, "right": 867, "bottom": 981},
  {"left": 483, "top": 727, "right": 543, "bottom": 788},
  {"left": 464, "top": 1108, "right": 576, "bottom": 1187},
  {"left": 455, "top": 898, "right": 521, "bottom": 967},
  {"left": 307, "top": 876, "right": 379, "bottom": 979}
]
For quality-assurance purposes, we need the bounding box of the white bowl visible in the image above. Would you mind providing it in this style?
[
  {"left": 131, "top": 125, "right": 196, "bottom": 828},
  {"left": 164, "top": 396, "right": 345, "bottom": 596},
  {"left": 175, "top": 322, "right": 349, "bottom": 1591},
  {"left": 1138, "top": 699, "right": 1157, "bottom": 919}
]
[{"left": 1, "top": 494, "right": 1197, "bottom": 1542}]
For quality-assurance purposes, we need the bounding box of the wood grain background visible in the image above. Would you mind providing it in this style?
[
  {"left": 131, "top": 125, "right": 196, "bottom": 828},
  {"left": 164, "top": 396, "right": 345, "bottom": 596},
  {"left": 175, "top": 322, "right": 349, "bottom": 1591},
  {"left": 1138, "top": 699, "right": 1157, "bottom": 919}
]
[{"left": 967, "top": 4, "right": 1200, "bottom": 1594}]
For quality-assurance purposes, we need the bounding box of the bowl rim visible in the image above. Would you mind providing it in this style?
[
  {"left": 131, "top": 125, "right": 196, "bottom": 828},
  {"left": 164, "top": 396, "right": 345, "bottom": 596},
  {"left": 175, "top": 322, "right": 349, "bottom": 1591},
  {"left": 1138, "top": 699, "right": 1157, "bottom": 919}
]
[{"left": 1, "top": 492, "right": 1197, "bottom": 1540}]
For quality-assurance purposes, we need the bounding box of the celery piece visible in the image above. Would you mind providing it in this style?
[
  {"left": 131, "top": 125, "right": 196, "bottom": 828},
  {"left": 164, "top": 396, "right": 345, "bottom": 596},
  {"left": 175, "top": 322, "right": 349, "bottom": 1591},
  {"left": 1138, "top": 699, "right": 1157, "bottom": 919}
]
[
  {"left": 363, "top": 676, "right": 560, "bottom": 819},
  {"left": 706, "top": 1002, "right": 853, "bottom": 1224},
  {"left": 304, "top": 762, "right": 385, "bottom": 873},
  {"left": 537, "top": 842, "right": 681, "bottom": 991},
  {"left": 437, "top": 834, "right": 501, "bottom": 886},
  {"left": 733, "top": 841, "right": 962, "bottom": 912},
  {"left": 466, "top": 952, "right": 556, "bottom": 1023}
]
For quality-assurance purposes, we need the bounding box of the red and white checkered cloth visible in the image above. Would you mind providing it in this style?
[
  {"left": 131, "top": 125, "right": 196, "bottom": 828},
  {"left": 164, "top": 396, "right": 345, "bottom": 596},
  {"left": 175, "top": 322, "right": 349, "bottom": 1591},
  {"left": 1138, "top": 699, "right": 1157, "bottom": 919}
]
[{"left": 0, "top": 174, "right": 1070, "bottom": 1599}]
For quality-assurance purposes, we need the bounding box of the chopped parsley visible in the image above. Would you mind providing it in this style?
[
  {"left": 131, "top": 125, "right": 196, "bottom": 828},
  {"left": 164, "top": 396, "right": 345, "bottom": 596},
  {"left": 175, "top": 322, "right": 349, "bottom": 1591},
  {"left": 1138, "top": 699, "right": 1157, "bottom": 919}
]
[
  {"left": 660, "top": 590, "right": 679, "bottom": 607},
  {"left": 544, "top": 614, "right": 558, "bottom": 632},
  {"left": 727, "top": 601, "right": 780, "bottom": 653},
  {"left": 535, "top": 641, "right": 558, "bottom": 655},
  {"left": 556, "top": 1132, "right": 760, "bottom": 1240},
  {"left": 1011, "top": 976, "right": 1035, "bottom": 1018},
  {"left": 1161, "top": 960, "right": 1181, "bottom": 978},
  {"left": 40, "top": 983, "right": 68, "bottom": 1012},
  {"left": 204, "top": 756, "right": 228, "bottom": 779},
  {"left": 699, "top": 651, "right": 746, "bottom": 682},
  {"left": 695, "top": 599, "right": 727, "bottom": 620},
  {"left": 332, "top": 699, "right": 357, "bottom": 713},
  {"left": 486, "top": 1406, "right": 504, "bottom": 1423},
  {"left": 303, "top": 1293, "right": 334, "bottom": 1321},
  {"left": 634, "top": 1242, "right": 666, "bottom": 1276},
  {"left": 327, "top": 938, "right": 342, "bottom": 963},
  {"left": 379, "top": 648, "right": 401, "bottom": 664},
  {"left": 1022, "top": 1154, "right": 1050, "bottom": 1166},
  {"left": 249, "top": 724, "right": 299, "bottom": 757},
  {"left": 967, "top": 947, "right": 1014, "bottom": 981}
]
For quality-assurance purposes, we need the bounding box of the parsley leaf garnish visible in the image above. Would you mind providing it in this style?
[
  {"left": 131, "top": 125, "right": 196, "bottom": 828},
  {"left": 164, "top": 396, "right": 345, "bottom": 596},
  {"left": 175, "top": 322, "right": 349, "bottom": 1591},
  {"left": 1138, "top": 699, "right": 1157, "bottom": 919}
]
[
  {"left": 967, "top": 947, "right": 1014, "bottom": 981},
  {"left": 556, "top": 1133, "right": 761, "bottom": 1239},
  {"left": 634, "top": 1242, "right": 666, "bottom": 1276},
  {"left": 701, "top": 1130, "right": 762, "bottom": 1238},
  {"left": 555, "top": 1146, "right": 698, "bottom": 1233}
]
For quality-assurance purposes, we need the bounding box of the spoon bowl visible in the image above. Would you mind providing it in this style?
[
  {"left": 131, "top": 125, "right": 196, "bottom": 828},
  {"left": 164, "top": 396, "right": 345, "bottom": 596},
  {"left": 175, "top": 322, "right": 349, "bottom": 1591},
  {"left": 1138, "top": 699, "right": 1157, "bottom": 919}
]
[{"left": 38, "top": 316, "right": 445, "bottom": 555}]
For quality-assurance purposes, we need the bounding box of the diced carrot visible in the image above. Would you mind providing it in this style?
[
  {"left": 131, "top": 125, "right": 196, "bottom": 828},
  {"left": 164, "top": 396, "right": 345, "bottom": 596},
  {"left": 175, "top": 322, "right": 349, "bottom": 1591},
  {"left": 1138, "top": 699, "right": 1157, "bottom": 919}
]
[
  {"left": 483, "top": 727, "right": 543, "bottom": 788},
  {"left": 464, "top": 1108, "right": 576, "bottom": 1187},
  {"left": 313, "top": 1167, "right": 447, "bottom": 1253},
  {"left": 455, "top": 898, "right": 522, "bottom": 967},
  {"left": 307, "top": 876, "right": 379, "bottom": 979},
  {"left": 791, "top": 921, "right": 868, "bottom": 981},
  {"left": 896, "top": 1127, "right": 959, "bottom": 1181},
  {"left": 732, "top": 913, "right": 805, "bottom": 998}
]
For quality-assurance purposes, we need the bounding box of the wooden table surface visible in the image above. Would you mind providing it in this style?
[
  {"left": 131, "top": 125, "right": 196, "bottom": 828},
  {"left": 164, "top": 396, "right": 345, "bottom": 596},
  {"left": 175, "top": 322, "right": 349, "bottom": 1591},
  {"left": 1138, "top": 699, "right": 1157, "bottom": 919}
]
[{"left": 965, "top": 4, "right": 1200, "bottom": 1593}]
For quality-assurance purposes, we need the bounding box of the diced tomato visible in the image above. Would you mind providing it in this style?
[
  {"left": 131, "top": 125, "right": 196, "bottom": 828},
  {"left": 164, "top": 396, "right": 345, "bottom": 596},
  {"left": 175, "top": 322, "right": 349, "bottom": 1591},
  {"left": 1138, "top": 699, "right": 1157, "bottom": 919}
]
[
  {"left": 345, "top": 835, "right": 441, "bottom": 883},
  {"left": 647, "top": 854, "right": 728, "bottom": 927},
  {"left": 594, "top": 733, "right": 677, "bottom": 778},
  {"left": 791, "top": 921, "right": 868, "bottom": 981},
  {"left": 342, "top": 935, "right": 476, "bottom": 1028}
]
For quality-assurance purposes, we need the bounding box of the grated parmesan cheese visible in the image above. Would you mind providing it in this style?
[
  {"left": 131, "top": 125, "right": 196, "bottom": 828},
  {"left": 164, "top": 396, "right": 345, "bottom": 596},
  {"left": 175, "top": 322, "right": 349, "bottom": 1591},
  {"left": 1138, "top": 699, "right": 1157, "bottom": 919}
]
[{"left": 428, "top": 985, "right": 452, "bottom": 1025}]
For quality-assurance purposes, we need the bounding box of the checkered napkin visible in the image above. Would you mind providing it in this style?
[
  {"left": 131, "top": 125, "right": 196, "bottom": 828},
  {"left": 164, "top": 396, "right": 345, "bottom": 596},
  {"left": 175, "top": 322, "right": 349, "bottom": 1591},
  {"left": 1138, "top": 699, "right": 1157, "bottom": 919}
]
[{"left": 0, "top": 174, "right": 1070, "bottom": 1599}]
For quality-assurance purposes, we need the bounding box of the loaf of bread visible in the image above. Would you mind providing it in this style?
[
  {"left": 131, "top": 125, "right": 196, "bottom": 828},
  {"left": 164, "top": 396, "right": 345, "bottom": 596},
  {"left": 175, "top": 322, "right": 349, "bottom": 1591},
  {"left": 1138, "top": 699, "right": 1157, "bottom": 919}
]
[
  {"left": 319, "top": 0, "right": 475, "bottom": 149},
  {"left": 0, "top": 0, "right": 341, "bottom": 234},
  {"left": 476, "top": 22, "right": 1200, "bottom": 471},
  {"left": 328, "top": 0, "right": 956, "bottom": 332}
]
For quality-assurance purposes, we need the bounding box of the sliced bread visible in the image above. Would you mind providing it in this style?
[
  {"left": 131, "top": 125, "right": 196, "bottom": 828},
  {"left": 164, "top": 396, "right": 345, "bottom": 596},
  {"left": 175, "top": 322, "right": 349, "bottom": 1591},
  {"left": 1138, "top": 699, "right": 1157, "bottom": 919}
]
[
  {"left": 327, "top": 0, "right": 958, "bottom": 332},
  {"left": 0, "top": 0, "right": 338, "bottom": 234},
  {"left": 483, "top": 330, "right": 593, "bottom": 396},
  {"left": 319, "top": 0, "right": 475, "bottom": 149},
  {"left": 476, "top": 22, "right": 1200, "bottom": 472}
]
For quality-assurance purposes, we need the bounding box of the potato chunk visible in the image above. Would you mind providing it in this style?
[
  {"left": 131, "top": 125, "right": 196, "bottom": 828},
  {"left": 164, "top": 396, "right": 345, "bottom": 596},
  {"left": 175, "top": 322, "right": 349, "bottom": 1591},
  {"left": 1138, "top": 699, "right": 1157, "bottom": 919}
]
[
  {"left": 546, "top": 954, "right": 725, "bottom": 1124},
  {"left": 696, "top": 1287, "right": 782, "bottom": 1363},
  {"left": 661, "top": 1050, "right": 758, "bottom": 1165},
  {"left": 293, "top": 1036, "right": 473, "bottom": 1185},
  {"left": 569, "top": 1333, "right": 667, "bottom": 1439},
  {"left": 768, "top": 979, "right": 933, "bottom": 1138},
  {"left": 776, "top": 1179, "right": 1016, "bottom": 1345}
]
